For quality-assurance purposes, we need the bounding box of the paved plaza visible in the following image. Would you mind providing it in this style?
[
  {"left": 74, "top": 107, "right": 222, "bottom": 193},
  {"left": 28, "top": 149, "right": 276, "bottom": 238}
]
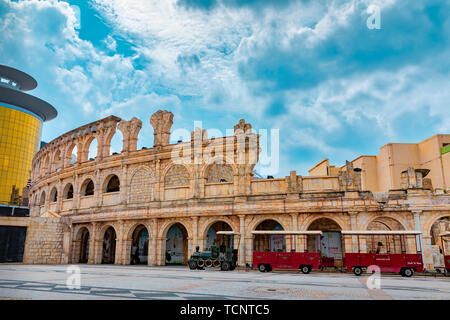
[{"left": 0, "top": 264, "right": 448, "bottom": 300}]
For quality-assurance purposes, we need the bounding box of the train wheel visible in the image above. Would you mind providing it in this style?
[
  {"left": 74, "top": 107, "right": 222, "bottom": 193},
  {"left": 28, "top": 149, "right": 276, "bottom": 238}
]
[
  {"left": 205, "top": 259, "right": 213, "bottom": 268},
  {"left": 188, "top": 260, "right": 197, "bottom": 270},
  {"left": 197, "top": 259, "right": 205, "bottom": 268},
  {"left": 258, "top": 264, "right": 266, "bottom": 272},
  {"left": 353, "top": 267, "right": 363, "bottom": 276},
  {"left": 403, "top": 268, "right": 413, "bottom": 277},
  {"left": 301, "top": 265, "right": 311, "bottom": 274},
  {"left": 221, "top": 261, "right": 231, "bottom": 271},
  {"left": 213, "top": 259, "right": 221, "bottom": 268}
]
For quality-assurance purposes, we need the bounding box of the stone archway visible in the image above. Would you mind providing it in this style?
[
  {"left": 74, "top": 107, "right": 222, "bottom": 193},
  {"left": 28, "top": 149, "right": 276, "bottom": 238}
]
[
  {"left": 130, "top": 225, "right": 149, "bottom": 265},
  {"left": 102, "top": 226, "right": 116, "bottom": 264},
  {"left": 165, "top": 223, "right": 189, "bottom": 265},
  {"left": 72, "top": 226, "right": 90, "bottom": 264},
  {"left": 367, "top": 216, "right": 405, "bottom": 231},
  {"left": 254, "top": 219, "right": 285, "bottom": 252},
  {"left": 307, "top": 218, "right": 342, "bottom": 266},
  {"left": 204, "top": 221, "right": 233, "bottom": 250},
  {"left": 79, "top": 228, "right": 90, "bottom": 263},
  {"left": 366, "top": 217, "right": 406, "bottom": 254},
  {"left": 429, "top": 216, "right": 450, "bottom": 269}
]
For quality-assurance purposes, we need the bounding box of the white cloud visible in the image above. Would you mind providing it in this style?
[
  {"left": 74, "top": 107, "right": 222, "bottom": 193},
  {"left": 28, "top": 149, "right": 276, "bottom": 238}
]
[
  {"left": 103, "top": 35, "right": 117, "bottom": 52},
  {"left": 1, "top": 0, "right": 448, "bottom": 177}
]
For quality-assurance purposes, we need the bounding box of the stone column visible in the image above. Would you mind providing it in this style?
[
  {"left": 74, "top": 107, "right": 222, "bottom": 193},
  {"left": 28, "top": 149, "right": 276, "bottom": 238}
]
[
  {"left": 95, "top": 169, "right": 102, "bottom": 207},
  {"left": 73, "top": 173, "right": 80, "bottom": 210},
  {"left": 154, "top": 160, "right": 161, "bottom": 201},
  {"left": 422, "top": 235, "right": 434, "bottom": 269},
  {"left": 348, "top": 211, "right": 365, "bottom": 252},
  {"left": 150, "top": 110, "right": 173, "bottom": 148},
  {"left": 116, "top": 220, "right": 124, "bottom": 265},
  {"left": 88, "top": 222, "right": 97, "bottom": 264},
  {"left": 412, "top": 210, "right": 427, "bottom": 268},
  {"left": 157, "top": 238, "right": 166, "bottom": 266},
  {"left": 72, "top": 239, "right": 81, "bottom": 263},
  {"left": 291, "top": 213, "right": 300, "bottom": 252},
  {"left": 44, "top": 184, "right": 49, "bottom": 213},
  {"left": 56, "top": 180, "right": 63, "bottom": 213},
  {"left": 123, "top": 239, "right": 132, "bottom": 265},
  {"left": 348, "top": 211, "right": 359, "bottom": 230},
  {"left": 238, "top": 215, "right": 246, "bottom": 267},
  {"left": 191, "top": 216, "right": 199, "bottom": 255},
  {"left": 62, "top": 228, "right": 71, "bottom": 264},
  {"left": 148, "top": 219, "right": 158, "bottom": 266},
  {"left": 121, "top": 165, "right": 128, "bottom": 205}
]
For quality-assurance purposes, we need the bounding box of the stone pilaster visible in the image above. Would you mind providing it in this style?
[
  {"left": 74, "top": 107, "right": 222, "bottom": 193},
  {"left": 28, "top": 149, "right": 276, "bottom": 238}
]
[
  {"left": 238, "top": 215, "right": 245, "bottom": 266},
  {"left": 148, "top": 219, "right": 158, "bottom": 266}
]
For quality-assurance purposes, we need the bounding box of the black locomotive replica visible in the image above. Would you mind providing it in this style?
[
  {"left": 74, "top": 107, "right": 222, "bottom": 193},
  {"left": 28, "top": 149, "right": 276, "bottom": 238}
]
[{"left": 188, "top": 231, "right": 239, "bottom": 271}]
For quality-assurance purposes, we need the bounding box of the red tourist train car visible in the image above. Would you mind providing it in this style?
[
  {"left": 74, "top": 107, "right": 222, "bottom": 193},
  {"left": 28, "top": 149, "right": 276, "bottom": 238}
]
[
  {"left": 341, "top": 230, "right": 424, "bottom": 277},
  {"left": 440, "top": 232, "right": 450, "bottom": 273},
  {"left": 252, "top": 231, "right": 323, "bottom": 274}
]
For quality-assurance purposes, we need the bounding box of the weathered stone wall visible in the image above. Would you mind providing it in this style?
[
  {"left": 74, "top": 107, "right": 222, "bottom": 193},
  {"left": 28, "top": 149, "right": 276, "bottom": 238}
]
[
  {"left": 0, "top": 216, "right": 70, "bottom": 264},
  {"left": 26, "top": 110, "right": 450, "bottom": 271},
  {"left": 128, "top": 168, "right": 153, "bottom": 204}
]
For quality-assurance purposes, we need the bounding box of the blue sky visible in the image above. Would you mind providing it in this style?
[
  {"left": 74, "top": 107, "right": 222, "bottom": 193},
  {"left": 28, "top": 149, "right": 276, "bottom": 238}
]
[{"left": 1, "top": 0, "right": 449, "bottom": 176}]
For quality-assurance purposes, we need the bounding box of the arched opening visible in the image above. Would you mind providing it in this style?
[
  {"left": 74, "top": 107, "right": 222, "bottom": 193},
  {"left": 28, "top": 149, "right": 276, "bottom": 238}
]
[
  {"left": 79, "top": 228, "right": 90, "bottom": 263},
  {"left": 88, "top": 138, "right": 98, "bottom": 161},
  {"left": 205, "top": 221, "right": 233, "bottom": 250},
  {"left": 49, "top": 187, "right": 58, "bottom": 203},
  {"left": 308, "top": 218, "right": 342, "bottom": 267},
  {"left": 367, "top": 217, "right": 405, "bottom": 231},
  {"left": 43, "top": 155, "right": 50, "bottom": 173},
  {"left": 366, "top": 217, "right": 405, "bottom": 254},
  {"left": 136, "top": 125, "right": 151, "bottom": 151},
  {"left": 102, "top": 226, "right": 116, "bottom": 264},
  {"left": 69, "top": 145, "right": 78, "bottom": 166},
  {"left": 63, "top": 183, "right": 74, "bottom": 199},
  {"left": 81, "top": 179, "right": 94, "bottom": 196},
  {"left": 165, "top": 223, "right": 188, "bottom": 265},
  {"left": 52, "top": 149, "right": 62, "bottom": 172},
  {"left": 430, "top": 216, "right": 450, "bottom": 269},
  {"left": 105, "top": 175, "right": 120, "bottom": 193},
  {"left": 130, "top": 225, "right": 149, "bottom": 265},
  {"left": 254, "top": 219, "right": 285, "bottom": 252},
  {"left": 109, "top": 130, "right": 123, "bottom": 156},
  {"left": 39, "top": 191, "right": 46, "bottom": 205}
]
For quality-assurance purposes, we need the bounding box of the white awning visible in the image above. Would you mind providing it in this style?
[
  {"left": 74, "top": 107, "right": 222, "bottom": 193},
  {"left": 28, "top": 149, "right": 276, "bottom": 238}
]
[
  {"left": 251, "top": 230, "right": 323, "bottom": 235},
  {"left": 341, "top": 230, "right": 421, "bottom": 235}
]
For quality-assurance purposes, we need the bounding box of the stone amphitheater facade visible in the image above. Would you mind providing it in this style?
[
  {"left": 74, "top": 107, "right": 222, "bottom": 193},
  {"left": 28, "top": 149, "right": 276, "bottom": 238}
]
[{"left": 24, "top": 110, "right": 450, "bottom": 270}]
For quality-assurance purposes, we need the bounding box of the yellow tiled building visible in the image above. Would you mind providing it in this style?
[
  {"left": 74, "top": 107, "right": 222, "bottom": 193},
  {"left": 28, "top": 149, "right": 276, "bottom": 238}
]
[{"left": 0, "top": 65, "right": 57, "bottom": 205}]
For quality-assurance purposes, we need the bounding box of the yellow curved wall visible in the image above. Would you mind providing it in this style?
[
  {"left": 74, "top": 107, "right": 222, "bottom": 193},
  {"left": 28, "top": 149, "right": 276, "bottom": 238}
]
[{"left": 0, "top": 105, "right": 41, "bottom": 205}]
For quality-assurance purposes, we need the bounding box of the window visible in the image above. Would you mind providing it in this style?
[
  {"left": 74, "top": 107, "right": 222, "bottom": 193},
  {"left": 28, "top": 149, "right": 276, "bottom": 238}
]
[{"left": 106, "top": 175, "right": 120, "bottom": 193}]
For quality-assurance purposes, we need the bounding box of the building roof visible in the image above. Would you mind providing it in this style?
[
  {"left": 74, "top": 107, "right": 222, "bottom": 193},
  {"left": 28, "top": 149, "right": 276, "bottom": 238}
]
[
  {"left": 0, "top": 65, "right": 37, "bottom": 91},
  {"left": 308, "top": 158, "right": 329, "bottom": 172},
  {"left": 0, "top": 86, "right": 57, "bottom": 121},
  {"left": 341, "top": 230, "right": 421, "bottom": 235}
]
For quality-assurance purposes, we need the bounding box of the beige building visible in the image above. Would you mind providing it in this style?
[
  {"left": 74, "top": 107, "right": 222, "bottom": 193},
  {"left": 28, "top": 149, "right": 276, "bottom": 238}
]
[
  {"left": 5, "top": 111, "right": 449, "bottom": 271},
  {"left": 309, "top": 134, "right": 450, "bottom": 193}
]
